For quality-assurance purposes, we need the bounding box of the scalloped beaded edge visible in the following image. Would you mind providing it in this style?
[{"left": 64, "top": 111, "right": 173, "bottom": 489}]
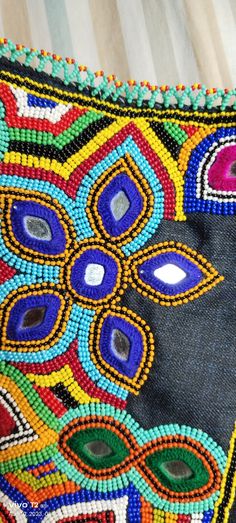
[{"left": 0, "top": 38, "right": 236, "bottom": 110}]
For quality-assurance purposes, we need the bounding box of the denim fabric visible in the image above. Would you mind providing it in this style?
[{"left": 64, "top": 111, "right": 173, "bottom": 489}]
[
  {"left": 126, "top": 214, "right": 236, "bottom": 520},
  {"left": 126, "top": 214, "right": 235, "bottom": 454}
]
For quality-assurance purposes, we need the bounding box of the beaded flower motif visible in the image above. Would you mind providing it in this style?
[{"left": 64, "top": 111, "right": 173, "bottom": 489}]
[
  {"left": 0, "top": 85, "right": 224, "bottom": 402},
  {"left": 0, "top": 75, "right": 232, "bottom": 523}
]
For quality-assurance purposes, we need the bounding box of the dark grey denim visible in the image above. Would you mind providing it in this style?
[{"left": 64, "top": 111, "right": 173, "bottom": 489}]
[
  {"left": 126, "top": 214, "right": 235, "bottom": 452},
  {"left": 125, "top": 214, "right": 236, "bottom": 521}
]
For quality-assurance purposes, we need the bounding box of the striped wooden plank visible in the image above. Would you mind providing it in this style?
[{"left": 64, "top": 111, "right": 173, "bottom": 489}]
[{"left": 0, "top": 0, "right": 235, "bottom": 87}]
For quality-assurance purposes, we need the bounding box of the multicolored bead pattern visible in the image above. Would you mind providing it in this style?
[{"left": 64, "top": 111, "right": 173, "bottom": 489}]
[
  {"left": 0, "top": 41, "right": 235, "bottom": 523},
  {"left": 0, "top": 38, "right": 236, "bottom": 110}
]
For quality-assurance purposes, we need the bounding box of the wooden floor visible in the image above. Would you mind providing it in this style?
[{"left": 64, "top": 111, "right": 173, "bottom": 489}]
[{"left": 0, "top": 0, "right": 235, "bottom": 89}]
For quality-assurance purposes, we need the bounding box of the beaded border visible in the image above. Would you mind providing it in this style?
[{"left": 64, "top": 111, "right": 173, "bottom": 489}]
[
  {"left": 61, "top": 238, "right": 127, "bottom": 309},
  {"left": 0, "top": 38, "right": 236, "bottom": 110},
  {"left": 1, "top": 70, "right": 235, "bottom": 128},
  {"left": 0, "top": 363, "right": 59, "bottom": 473},
  {"left": 0, "top": 39, "right": 234, "bottom": 521},
  {"left": 53, "top": 403, "right": 226, "bottom": 514}
]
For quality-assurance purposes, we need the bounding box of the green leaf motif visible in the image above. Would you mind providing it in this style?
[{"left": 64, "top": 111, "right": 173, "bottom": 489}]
[{"left": 67, "top": 427, "right": 130, "bottom": 470}]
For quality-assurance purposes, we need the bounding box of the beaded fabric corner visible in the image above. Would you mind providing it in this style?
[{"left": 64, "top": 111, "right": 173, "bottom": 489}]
[{"left": 0, "top": 39, "right": 235, "bottom": 523}]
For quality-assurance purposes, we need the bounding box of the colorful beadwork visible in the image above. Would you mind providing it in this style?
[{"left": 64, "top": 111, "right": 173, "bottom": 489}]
[
  {"left": 0, "top": 39, "right": 235, "bottom": 523},
  {"left": 89, "top": 305, "right": 154, "bottom": 394},
  {"left": 128, "top": 241, "right": 223, "bottom": 306},
  {"left": 180, "top": 128, "right": 236, "bottom": 215}
]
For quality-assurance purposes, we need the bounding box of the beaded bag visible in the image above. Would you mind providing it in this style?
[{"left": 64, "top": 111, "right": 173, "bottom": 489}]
[{"left": 0, "top": 39, "right": 235, "bottom": 523}]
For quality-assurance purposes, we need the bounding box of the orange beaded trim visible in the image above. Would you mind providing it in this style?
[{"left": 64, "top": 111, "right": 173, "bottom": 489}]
[
  {"left": 89, "top": 305, "right": 155, "bottom": 394},
  {"left": 87, "top": 154, "right": 154, "bottom": 246},
  {"left": 138, "top": 436, "right": 222, "bottom": 502},
  {"left": 59, "top": 415, "right": 137, "bottom": 480},
  {"left": 1, "top": 186, "right": 75, "bottom": 265},
  {"left": 0, "top": 283, "right": 72, "bottom": 352},
  {"left": 128, "top": 241, "right": 224, "bottom": 306},
  {"left": 61, "top": 238, "right": 128, "bottom": 309}
]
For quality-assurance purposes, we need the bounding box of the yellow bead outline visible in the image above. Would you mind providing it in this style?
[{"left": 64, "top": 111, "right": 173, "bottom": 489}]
[
  {"left": 0, "top": 72, "right": 236, "bottom": 127},
  {"left": 26, "top": 366, "right": 98, "bottom": 405},
  {"left": 134, "top": 119, "right": 186, "bottom": 221},
  {"left": 0, "top": 282, "right": 72, "bottom": 352},
  {"left": 61, "top": 237, "right": 128, "bottom": 310},
  {"left": 212, "top": 423, "right": 236, "bottom": 523},
  {"left": 89, "top": 304, "right": 155, "bottom": 395},
  {"left": 87, "top": 153, "right": 154, "bottom": 246},
  {"left": 0, "top": 373, "right": 58, "bottom": 462},
  {"left": 15, "top": 469, "right": 68, "bottom": 489},
  {"left": 2, "top": 118, "right": 129, "bottom": 181},
  {"left": 128, "top": 241, "right": 224, "bottom": 306},
  {"left": 0, "top": 186, "right": 75, "bottom": 266}
]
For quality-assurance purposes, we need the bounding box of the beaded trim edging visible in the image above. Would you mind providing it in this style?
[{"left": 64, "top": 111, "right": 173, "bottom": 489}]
[
  {"left": 0, "top": 38, "right": 236, "bottom": 110},
  {"left": 213, "top": 424, "right": 236, "bottom": 523}
]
